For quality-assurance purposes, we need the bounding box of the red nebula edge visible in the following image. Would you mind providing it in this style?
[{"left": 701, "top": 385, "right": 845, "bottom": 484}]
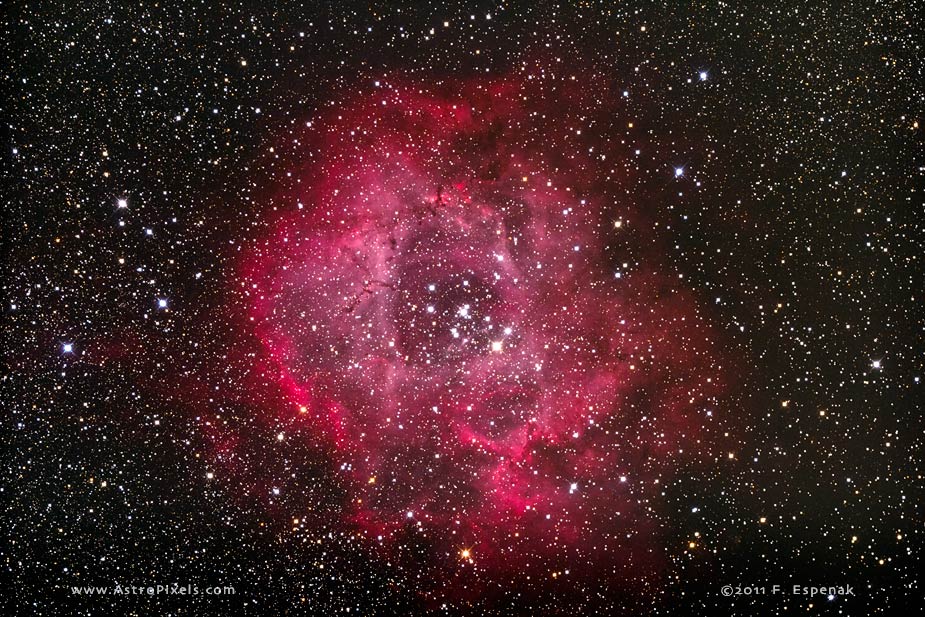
[{"left": 225, "top": 72, "right": 730, "bottom": 592}]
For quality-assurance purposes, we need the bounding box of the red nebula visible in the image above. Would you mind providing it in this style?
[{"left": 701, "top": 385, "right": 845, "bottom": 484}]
[{"left": 239, "top": 73, "right": 728, "bottom": 587}]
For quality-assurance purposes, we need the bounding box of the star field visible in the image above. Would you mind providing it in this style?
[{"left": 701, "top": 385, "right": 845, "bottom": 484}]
[{"left": 2, "top": 1, "right": 923, "bottom": 615}]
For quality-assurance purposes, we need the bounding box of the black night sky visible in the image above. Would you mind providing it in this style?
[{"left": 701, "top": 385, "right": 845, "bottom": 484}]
[{"left": 2, "top": 2, "right": 923, "bottom": 615}]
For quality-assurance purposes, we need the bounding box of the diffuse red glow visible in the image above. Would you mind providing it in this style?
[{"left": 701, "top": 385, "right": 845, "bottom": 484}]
[{"left": 237, "top": 73, "right": 728, "bottom": 582}]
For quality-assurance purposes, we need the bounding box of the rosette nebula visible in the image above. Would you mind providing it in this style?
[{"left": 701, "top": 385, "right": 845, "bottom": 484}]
[{"left": 241, "top": 75, "right": 728, "bottom": 588}]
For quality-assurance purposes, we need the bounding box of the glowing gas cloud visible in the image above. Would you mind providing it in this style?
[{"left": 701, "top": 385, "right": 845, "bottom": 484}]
[{"left": 237, "top": 73, "right": 729, "bottom": 588}]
